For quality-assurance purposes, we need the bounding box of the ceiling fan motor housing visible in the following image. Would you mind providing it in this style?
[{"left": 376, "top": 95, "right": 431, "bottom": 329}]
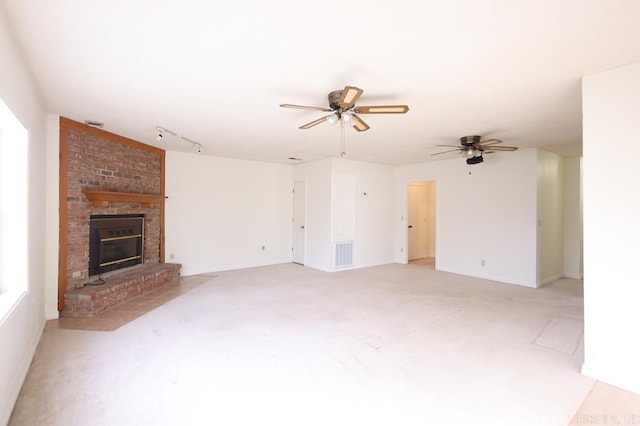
[
  {"left": 461, "top": 135, "right": 481, "bottom": 146},
  {"left": 328, "top": 90, "right": 344, "bottom": 111}
]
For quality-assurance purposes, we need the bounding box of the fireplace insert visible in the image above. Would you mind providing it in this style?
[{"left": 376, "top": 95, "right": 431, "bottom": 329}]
[{"left": 89, "top": 214, "right": 144, "bottom": 276}]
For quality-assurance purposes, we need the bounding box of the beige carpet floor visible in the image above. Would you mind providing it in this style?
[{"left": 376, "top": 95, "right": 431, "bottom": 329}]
[{"left": 10, "top": 262, "right": 597, "bottom": 425}]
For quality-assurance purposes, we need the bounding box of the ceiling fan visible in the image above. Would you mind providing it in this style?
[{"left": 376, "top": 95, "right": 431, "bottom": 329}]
[
  {"left": 280, "top": 85, "right": 409, "bottom": 132},
  {"left": 432, "top": 135, "right": 518, "bottom": 165}
]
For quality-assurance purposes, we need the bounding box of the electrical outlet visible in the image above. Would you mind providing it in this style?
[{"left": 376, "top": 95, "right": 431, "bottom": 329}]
[
  {"left": 169, "top": 253, "right": 175, "bottom": 260},
  {"left": 481, "top": 259, "right": 486, "bottom": 266},
  {"left": 261, "top": 245, "right": 266, "bottom": 251},
  {"left": 400, "top": 248, "right": 404, "bottom": 253}
]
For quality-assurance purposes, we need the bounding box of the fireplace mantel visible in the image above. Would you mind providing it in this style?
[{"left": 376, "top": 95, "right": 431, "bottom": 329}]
[{"left": 83, "top": 190, "right": 165, "bottom": 208}]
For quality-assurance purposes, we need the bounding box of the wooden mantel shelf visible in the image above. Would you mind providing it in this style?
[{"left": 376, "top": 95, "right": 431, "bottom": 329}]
[{"left": 83, "top": 190, "right": 165, "bottom": 208}]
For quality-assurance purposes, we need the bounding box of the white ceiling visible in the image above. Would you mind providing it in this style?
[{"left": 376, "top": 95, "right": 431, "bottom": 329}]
[{"left": 3, "top": 0, "right": 640, "bottom": 165}]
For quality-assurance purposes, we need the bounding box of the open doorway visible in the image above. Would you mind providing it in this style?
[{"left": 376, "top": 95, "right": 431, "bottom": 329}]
[{"left": 407, "top": 181, "right": 436, "bottom": 267}]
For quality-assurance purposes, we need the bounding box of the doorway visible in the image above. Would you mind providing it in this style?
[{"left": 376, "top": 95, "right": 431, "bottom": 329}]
[
  {"left": 407, "top": 181, "right": 436, "bottom": 265},
  {"left": 293, "top": 180, "right": 306, "bottom": 265}
]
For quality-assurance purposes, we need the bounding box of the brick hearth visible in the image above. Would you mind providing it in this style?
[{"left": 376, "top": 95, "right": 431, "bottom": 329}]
[{"left": 63, "top": 263, "right": 181, "bottom": 317}]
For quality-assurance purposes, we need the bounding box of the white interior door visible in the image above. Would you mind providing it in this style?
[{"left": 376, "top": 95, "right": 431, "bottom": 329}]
[
  {"left": 408, "top": 181, "right": 436, "bottom": 261},
  {"left": 408, "top": 183, "right": 426, "bottom": 260},
  {"left": 293, "top": 180, "right": 306, "bottom": 264}
]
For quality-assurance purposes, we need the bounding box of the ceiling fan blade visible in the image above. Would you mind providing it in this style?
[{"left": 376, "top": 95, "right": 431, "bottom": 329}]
[
  {"left": 435, "top": 144, "right": 463, "bottom": 148},
  {"left": 339, "top": 86, "right": 364, "bottom": 109},
  {"left": 431, "top": 148, "right": 462, "bottom": 156},
  {"left": 298, "top": 114, "right": 333, "bottom": 130},
  {"left": 351, "top": 114, "right": 370, "bottom": 132},
  {"left": 280, "top": 103, "right": 333, "bottom": 112},
  {"left": 354, "top": 105, "right": 409, "bottom": 114},
  {"left": 483, "top": 145, "right": 518, "bottom": 151},
  {"left": 477, "top": 139, "right": 503, "bottom": 146}
]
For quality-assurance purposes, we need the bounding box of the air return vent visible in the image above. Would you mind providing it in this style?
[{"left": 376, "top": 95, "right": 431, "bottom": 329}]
[{"left": 334, "top": 241, "right": 353, "bottom": 268}]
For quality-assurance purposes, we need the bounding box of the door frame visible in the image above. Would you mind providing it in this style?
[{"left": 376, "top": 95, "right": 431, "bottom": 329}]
[
  {"left": 292, "top": 179, "right": 307, "bottom": 265},
  {"left": 403, "top": 178, "right": 438, "bottom": 265}
]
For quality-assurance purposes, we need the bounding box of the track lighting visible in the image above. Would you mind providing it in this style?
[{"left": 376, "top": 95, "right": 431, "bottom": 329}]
[{"left": 155, "top": 126, "right": 203, "bottom": 154}]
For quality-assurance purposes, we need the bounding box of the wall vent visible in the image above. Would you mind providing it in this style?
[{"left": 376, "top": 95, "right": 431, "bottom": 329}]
[{"left": 334, "top": 241, "right": 353, "bottom": 268}]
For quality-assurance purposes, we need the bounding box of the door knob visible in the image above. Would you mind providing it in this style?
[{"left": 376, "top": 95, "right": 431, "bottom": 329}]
[
  {"left": 301, "top": 225, "right": 305, "bottom": 229},
  {"left": 408, "top": 225, "right": 413, "bottom": 228}
]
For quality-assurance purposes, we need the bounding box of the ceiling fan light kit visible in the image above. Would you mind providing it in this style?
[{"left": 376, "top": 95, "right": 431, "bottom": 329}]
[
  {"left": 326, "top": 114, "right": 339, "bottom": 125},
  {"left": 280, "top": 85, "right": 409, "bottom": 133},
  {"left": 432, "top": 135, "right": 518, "bottom": 167},
  {"left": 466, "top": 155, "right": 484, "bottom": 165}
]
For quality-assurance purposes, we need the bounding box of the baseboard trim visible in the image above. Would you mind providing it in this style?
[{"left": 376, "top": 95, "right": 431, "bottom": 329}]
[
  {"left": 564, "top": 273, "right": 584, "bottom": 280},
  {"left": 536, "top": 274, "right": 564, "bottom": 288},
  {"left": 435, "top": 266, "right": 537, "bottom": 288},
  {"left": 1, "top": 319, "right": 45, "bottom": 426}
]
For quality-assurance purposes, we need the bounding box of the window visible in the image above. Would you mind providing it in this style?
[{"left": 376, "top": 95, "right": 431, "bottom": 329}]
[{"left": 0, "top": 97, "right": 28, "bottom": 322}]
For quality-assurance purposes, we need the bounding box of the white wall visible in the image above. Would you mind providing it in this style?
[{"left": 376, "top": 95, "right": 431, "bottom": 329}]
[
  {"left": 536, "top": 149, "right": 564, "bottom": 285},
  {"left": 165, "top": 151, "right": 294, "bottom": 275},
  {"left": 396, "top": 149, "right": 539, "bottom": 287},
  {"left": 582, "top": 62, "right": 640, "bottom": 394},
  {"left": 45, "top": 114, "right": 60, "bottom": 318},
  {"left": 293, "top": 158, "right": 395, "bottom": 271},
  {"left": 563, "top": 157, "right": 583, "bottom": 279},
  {"left": 332, "top": 158, "right": 395, "bottom": 268},
  {"left": 0, "top": 7, "right": 48, "bottom": 425}
]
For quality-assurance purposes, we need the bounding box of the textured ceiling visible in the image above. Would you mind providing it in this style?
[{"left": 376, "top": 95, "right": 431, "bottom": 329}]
[{"left": 3, "top": 0, "right": 640, "bottom": 165}]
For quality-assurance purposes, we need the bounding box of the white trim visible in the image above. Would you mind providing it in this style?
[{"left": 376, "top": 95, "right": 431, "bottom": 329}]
[
  {"left": 1, "top": 316, "right": 45, "bottom": 426},
  {"left": 437, "top": 266, "right": 538, "bottom": 288},
  {"left": 563, "top": 273, "right": 584, "bottom": 280},
  {"left": 0, "top": 290, "right": 25, "bottom": 325},
  {"left": 536, "top": 273, "right": 564, "bottom": 288},
  {"left": 292, "top": 179, "right": 307, "bottom": 265},
  {"left": 401, "top": 177, "right": 439, "bottom": 266}
]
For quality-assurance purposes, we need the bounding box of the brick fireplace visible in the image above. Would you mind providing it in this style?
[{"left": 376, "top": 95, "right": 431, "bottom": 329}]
[{"left": 58, "top": 117, "right": 180, "bottom": 316}]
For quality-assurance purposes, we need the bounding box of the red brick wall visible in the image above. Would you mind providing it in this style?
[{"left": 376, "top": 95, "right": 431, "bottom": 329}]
[{"left": 65, "top": 127, "right": 163, "bottom": 289}]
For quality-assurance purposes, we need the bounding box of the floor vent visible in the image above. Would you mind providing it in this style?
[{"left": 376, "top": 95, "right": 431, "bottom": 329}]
[{"left": 334, "top": 241, "right": 353, "bottom": 268}]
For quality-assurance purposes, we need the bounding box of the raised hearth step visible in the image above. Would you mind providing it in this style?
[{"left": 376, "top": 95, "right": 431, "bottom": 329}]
[{"left": 62, "top": 263, "right": 181, "bottom": 318}]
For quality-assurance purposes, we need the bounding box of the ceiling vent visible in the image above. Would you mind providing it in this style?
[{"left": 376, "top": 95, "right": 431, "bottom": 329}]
[{"left": 84, "top": 120, "right": 104, "bottom": 128}]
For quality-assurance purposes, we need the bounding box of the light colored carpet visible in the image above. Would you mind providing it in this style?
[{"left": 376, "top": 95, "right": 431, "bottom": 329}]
[
  {"left": 534, "top": 316, "right": 584, "bottom": 354},
  {"left": 10, "top": 263, "right": 592, "bottom": 426}
]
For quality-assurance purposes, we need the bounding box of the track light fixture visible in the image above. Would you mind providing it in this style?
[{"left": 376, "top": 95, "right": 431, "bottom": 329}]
[{"left": 155, "top": 126, "right": 203, "bottom": 154}]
